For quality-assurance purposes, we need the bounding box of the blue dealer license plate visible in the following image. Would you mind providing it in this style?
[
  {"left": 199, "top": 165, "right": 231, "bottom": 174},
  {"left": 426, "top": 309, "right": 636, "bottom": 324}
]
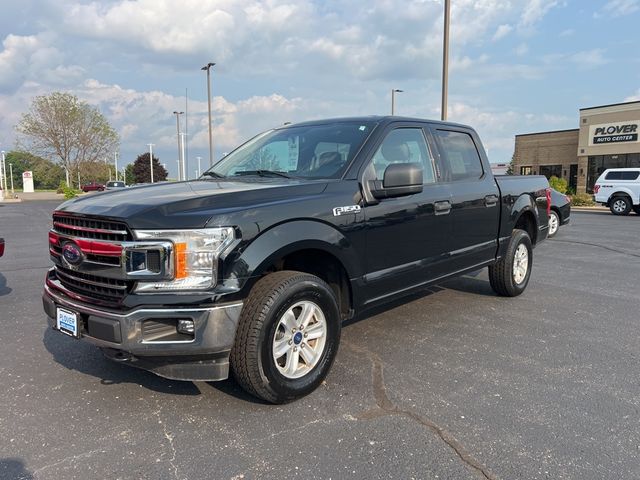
[{"left": 56, "top": 308, "right": 79, "bottom": 338}]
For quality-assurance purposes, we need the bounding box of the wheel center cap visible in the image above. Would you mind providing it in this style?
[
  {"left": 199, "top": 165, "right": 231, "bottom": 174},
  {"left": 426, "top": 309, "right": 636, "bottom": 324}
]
[{"left": 293, "top": 331, "right": 303, "bottom": 345}]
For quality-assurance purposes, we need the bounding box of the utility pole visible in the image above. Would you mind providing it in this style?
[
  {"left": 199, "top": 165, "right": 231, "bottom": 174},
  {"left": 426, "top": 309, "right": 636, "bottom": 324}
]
[
  {"left": 441, "top": 0, "right": 450, "bottom": 121},
  {"left": 148, "top": 143, "right": 155, "bottom": 183},
  {"left": 9, "top": 163, "right": 14, "bottom": 195},
  {"left": 114, "top": 152, "right": 119, "bottom": 181},
  {"left": 196, "top": 156, "right": 202, "bottom": 177},
  {"left": 0, "top": 150, "right": 4, "bottom": 196},
  {"left": 1, "top": 151, "right": 7, "bottom": 198},
  {"left": 201, "top": 62, "right": 216, "bottom": 167},
  {"left": 173, "top": 111, "right": 184, "bottom": 181}
]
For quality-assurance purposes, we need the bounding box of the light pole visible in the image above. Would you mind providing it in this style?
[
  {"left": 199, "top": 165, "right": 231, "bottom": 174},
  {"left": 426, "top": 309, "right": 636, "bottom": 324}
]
[
  {"left": 173, "top": 111, "right": 184, "bottom": 180},
  {"left": 0, "top": 150, "right": 5, "bottom": 196},
  {"left": 180, "top": 133, "right": 187, "bottom": 180},
  {"left": 114, "top": 152, "right": 119, "bottom": 181},
  {"left": 196, "top": 156, "right": 202, "bottom": 177},
  {"left": 148, "top": 143, "right": 155, "bottom": 183},
  {"left": 201, "top": 62, "right": 216, "bottom": 167},
  {"left": 9, "top": 163, "right": 14, "bottom": 195},
  {"left": 391, "top": 89, "right": 403, "bottom": 115},
  {"left": 441, "top": 0, "right": 450, "bottom": 121},
  {"left": 1, "top": 151, "right": 7, "bottom": 199}
]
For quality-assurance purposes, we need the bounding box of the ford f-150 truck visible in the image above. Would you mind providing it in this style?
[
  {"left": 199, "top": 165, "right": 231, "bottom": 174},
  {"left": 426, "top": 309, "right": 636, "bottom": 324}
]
[{"left": 43, "top": 116, "right": 550, "bottom": 403}]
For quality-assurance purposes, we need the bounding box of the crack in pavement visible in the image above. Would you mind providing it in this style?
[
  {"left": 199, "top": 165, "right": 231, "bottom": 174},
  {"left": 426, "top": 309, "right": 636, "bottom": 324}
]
[
  {"left": 32, "top": 448, "right": 106, "bottom": 478},
  {"left": 152, "top": 407, "right": 180, "bottom": 480},
  {"left": 550, "top": 239, "right": 640, "bottom": 259},
  {"left": 344, "top": 340, "right": 498, "bottom": 480}
]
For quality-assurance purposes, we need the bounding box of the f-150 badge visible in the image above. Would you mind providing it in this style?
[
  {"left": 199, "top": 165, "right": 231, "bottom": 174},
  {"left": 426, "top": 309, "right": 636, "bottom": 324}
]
[{"left": 333, "top": 205, "right": 361, "bottom": 216}]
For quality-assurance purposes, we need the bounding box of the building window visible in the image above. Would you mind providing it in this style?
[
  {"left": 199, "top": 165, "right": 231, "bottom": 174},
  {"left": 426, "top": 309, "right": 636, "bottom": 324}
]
[
  {"left": 539, "top": 164, "right": 562, "bottom": 179},
  {"left": 520, "top": 166, "right": 532, "bottom": 175}
]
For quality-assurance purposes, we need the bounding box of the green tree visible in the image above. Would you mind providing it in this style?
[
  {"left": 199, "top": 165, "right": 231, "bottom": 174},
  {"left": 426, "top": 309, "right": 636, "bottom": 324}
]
[
  {"left": 506, "top": 154, "right": 515, "bottom": 175},
  {"left": 4, "top": 151, "right": 65, "bottom": 190},
  {"left": 132, "top": 153, "right": 168, "bottom": 184},
  {"left": 15, "top": 92, "right": 119, "bottom": 186},
  {"left": 124, "top": 163, "right": 135, "bottom": 185}
]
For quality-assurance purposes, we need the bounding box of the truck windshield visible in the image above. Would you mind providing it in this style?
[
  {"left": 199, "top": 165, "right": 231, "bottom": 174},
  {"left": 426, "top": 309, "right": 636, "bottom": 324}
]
[{"left": 204, "top": 121, "right": 376, "bottom": 180}]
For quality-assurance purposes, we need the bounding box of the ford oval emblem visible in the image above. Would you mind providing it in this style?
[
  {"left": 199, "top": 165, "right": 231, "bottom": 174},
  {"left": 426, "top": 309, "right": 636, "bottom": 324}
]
[{"left": 62, "top": 242, "right": 83, "bottom": 266}]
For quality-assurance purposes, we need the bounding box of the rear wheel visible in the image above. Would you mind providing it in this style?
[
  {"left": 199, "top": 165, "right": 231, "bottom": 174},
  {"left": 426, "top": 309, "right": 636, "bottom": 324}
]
[
  {"left": 548, "top": 210, "right": 560, "bottom": 238},
  {"left": 231, "top": 271, "right": 341, "bottom": 403},
  {"left": 488, "top": 229, "right": 533, "bottom": 297},
  {"left": 610, "top": 196, "right": 631, "bottom": 215}
]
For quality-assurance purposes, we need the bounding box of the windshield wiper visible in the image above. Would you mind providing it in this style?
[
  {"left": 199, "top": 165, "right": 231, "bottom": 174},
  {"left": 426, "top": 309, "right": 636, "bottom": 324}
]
[
  {"left": 233, "top": 170, "right": 292, "bottom": 179},
  {"left": 201, "top": 171, "right": 226, "bottom": 179}
]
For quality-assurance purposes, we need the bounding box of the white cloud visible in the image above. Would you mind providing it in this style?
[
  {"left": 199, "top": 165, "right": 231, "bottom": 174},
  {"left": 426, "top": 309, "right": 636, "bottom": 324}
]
[
  {"left": 600, "top": 0, "right": 639, "bottom": 17},
  {"left": 514, "top": 43, "right": 529, "bottom": 56},
  {"left": 519, "top": 0, "right": 559, "bottom": 27},
  {"left": 624, "top": 89, "right": 640, "bottom": 101},
  {"left": 493, "top": 24, "right": 513, "bottom": 41},
  {"left": 569, "top": 49, "right": 609, "bottom": 69}
]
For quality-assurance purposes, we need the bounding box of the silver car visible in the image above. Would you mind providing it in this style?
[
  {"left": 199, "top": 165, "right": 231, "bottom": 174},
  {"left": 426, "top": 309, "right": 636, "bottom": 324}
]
[{"left": 105, "top": 181, "right": 126, "bottom": 190}]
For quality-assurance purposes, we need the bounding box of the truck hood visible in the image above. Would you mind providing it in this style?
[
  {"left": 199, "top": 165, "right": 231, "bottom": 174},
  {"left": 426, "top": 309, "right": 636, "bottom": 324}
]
[{"left": 56, "top": 179, "right": 328, "bottom": 229}]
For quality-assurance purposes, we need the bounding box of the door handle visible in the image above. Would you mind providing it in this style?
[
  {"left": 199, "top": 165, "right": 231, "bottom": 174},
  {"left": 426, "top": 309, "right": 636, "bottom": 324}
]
[
  {"left": 484, "top": 195, "right": 499, "bottom": 207},
  {"left": 434, "top": 200, "right": 451, "bottom": 215}
]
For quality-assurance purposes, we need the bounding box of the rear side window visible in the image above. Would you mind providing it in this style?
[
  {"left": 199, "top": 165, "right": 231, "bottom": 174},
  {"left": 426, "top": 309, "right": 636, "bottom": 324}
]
[
  {"left": 605, "top": 171, "right": 640, "bottom": 180},
  {"left": 433, "top": 130, "right": 484, "bottom": 181}
]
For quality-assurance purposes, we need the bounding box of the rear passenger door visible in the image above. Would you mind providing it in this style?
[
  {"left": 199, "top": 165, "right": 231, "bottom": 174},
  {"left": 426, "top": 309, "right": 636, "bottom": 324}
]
[{"left": 427, "top": 127, "right": 501, "bottom": 272}]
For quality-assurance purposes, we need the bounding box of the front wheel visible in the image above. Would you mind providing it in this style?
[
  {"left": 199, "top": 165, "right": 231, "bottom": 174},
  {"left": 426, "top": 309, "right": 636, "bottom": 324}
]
[
  {"left": 548, "top": 210, "right": 560, "bottom": 238},
  {"left": 488, "top": 229, "right": 533, "bottom": 297},
  {"left": 231, "top": 271, "right": 341, "bottom": 403}
]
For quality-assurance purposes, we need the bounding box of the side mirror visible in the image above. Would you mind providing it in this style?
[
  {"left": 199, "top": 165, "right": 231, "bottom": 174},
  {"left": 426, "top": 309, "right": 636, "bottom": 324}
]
[{"left": 370, "top": 163, "right": 423, "bottom": 199}]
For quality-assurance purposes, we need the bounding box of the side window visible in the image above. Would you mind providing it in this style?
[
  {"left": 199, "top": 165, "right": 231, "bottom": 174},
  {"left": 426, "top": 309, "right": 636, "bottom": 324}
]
[
  {"left": 434, "top": 130, "right": 484, "bottom": 182},
  {"left": 370, "top": 128, "right": 435, "bottom": 184}
]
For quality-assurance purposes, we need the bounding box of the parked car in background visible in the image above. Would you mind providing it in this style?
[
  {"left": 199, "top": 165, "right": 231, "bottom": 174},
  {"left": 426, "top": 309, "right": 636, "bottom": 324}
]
[
  {"left": 105, "top": 181, "right": 126, "bottom": 190},
  {"left": 593, "top": 168, "right": 640, "bottom": 215},
  {"left": 548, "top": 189, "right": 571, "bottom": 238},
  {"left": 81, "top": 181, "right": 105, "bottom": 192},
  {"left": 0, "top": 238, "right": 4, "bottom": 257}
]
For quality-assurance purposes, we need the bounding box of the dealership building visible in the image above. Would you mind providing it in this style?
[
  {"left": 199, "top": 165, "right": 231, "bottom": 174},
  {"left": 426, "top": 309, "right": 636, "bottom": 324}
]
[{"left": 513, "top": 101, "right": 640, "bottom": 193}]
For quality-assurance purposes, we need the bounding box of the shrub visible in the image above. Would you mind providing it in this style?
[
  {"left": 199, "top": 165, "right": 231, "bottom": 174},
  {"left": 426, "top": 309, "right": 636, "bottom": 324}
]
[
  {"left": 570, "top": 193, "right": 595, "bottom": 206},
  {"left": 56, "top": 181, "right": 67, "bottom": 194},
  {"left": 63, "top": 186, "right": 78, "bottom": 199},
  {"left": 549, "top": 175, "right": 568, "bottom": 194}
]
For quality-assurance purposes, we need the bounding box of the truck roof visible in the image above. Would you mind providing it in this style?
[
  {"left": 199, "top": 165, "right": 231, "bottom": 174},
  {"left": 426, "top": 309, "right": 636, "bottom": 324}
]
[{"left": 277, "top": 116, "right": 472, "bottom": 131}]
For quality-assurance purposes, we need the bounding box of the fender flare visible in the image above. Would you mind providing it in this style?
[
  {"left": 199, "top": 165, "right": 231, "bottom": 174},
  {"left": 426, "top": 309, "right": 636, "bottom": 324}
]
[{"left": 226, "top": 219, "right": 361, "bottom": 288}]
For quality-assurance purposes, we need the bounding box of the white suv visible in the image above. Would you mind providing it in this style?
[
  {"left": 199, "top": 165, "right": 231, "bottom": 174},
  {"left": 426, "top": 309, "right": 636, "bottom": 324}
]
[{"left": 593, "top": 168, "right": 640, "bottom": 215}]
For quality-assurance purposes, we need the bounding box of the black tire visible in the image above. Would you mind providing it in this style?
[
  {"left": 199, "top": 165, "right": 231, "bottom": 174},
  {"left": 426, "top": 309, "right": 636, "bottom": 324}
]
[
  {"left": 609, "top": 196, "right": 631, "bottom": 215},
  {"left": 632, "top": 205, "right": 640, "bottom": 215},
  {"left": 488, "top": 229, "right": 533, "bottom": 297},
  {"left": 547, "top": 210, "right": 560, "bottom": 238},
  {"left": 230, "top": 270, "right": 341, "bottom": 403}
]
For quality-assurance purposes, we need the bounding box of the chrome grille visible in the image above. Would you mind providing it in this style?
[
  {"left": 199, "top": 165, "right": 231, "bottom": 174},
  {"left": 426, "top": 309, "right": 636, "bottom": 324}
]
[
  {"left": 54, "top": 266, "right": 129, "bottom": 303},
  {"left": 52, "top": 214, "right": 132, "bottom": 242}
]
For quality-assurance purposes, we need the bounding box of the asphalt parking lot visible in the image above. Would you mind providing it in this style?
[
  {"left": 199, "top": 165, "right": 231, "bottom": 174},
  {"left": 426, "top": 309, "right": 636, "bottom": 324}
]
[{"left": 0, "top": 201, "right": 638, "bottom": 480}]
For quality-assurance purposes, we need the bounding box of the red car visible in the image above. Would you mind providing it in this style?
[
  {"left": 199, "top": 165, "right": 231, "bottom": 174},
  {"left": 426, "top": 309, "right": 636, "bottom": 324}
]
[
  {"left": 0, "top": 238, "right": 4, "bottom": 257},
  {"left": 81, "top": 181, "right": 105, "bottom": 192}
]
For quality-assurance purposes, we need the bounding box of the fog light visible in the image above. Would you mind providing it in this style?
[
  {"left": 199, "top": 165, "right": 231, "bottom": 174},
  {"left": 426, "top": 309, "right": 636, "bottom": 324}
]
[{"left": 177, "top": 319, "right": 195, "bottom": 335}]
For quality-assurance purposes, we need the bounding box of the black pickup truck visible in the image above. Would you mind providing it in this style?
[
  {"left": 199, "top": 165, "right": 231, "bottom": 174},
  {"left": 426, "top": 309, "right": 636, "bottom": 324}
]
[{"left": 43, "top": 116, "right": 550, "bottom": 403}]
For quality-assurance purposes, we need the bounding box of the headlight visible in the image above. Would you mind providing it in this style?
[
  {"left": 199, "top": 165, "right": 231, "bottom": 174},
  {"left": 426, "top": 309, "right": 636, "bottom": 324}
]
[{"left": 133, "top": 227, "right": 235, "bottom": 292}]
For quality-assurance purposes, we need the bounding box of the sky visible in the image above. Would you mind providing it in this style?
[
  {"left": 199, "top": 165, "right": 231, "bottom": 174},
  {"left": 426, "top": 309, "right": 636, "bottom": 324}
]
[{"left": 1, "top": 0, "right": 639, "bottom": 179}]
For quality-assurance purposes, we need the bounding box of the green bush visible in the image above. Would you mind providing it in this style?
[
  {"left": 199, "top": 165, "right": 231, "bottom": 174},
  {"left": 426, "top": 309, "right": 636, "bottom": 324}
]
[
  {"left": 63, "top": 186, "right": 79, "bottom": 199},
  {"left": 570, "top": 193, "right": 595, "bottom": 206},
  {"left": 566, "top": 186, "right": 576, "bottom": 196},
  {"left": 549, "top": 175, "right": 568, "bottom": 194},
  {"left": 56, "top": 181, "right": 67, "bottom": 194}
]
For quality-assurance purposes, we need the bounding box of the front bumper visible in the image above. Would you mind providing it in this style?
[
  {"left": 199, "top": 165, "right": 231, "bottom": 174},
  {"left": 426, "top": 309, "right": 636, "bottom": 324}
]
[{"left": 43, "top": 276, "right": 243, "bottom": 381}]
